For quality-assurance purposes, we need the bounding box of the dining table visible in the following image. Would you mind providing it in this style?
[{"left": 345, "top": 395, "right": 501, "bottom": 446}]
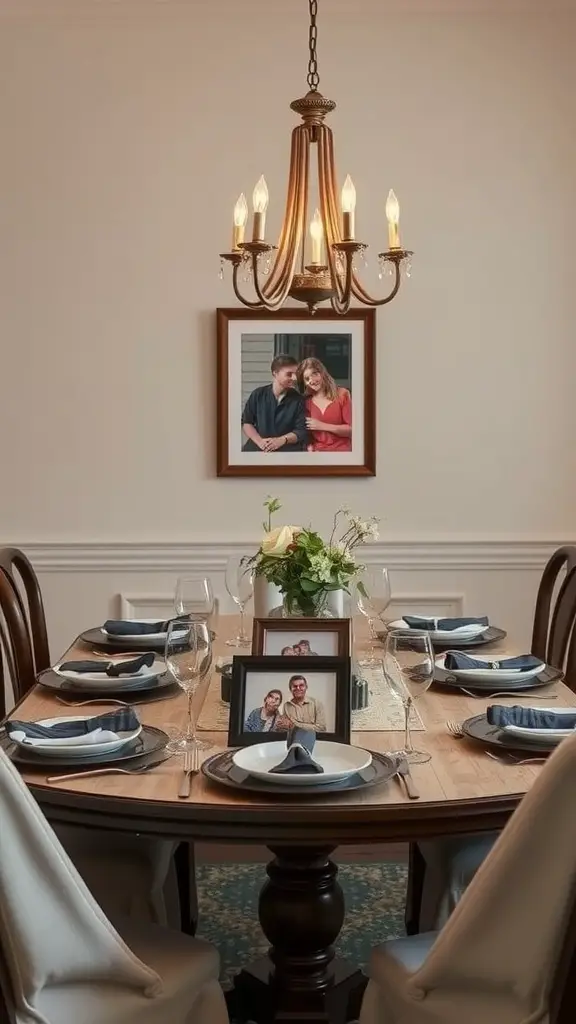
[{"left": 3, "top": 615, "right": 573, "bottom": 1024}]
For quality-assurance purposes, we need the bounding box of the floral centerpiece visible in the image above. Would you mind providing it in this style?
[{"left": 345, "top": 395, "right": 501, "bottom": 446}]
[{"left": 247, "top": 497, "right": 379, "bottom": 617}]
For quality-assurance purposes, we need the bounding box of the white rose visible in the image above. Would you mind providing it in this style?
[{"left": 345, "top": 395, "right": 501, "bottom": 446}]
[{"left": 261, "top": 525, "right": 296, "bottom": 557}]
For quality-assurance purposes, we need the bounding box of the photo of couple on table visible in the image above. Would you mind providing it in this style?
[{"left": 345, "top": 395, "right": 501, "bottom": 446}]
[
  {"left": 241, "top": 354, "right": 352, "bottom": 454},
  {"left": 244, "top": 675, "right": 327, "bottom": 733}
]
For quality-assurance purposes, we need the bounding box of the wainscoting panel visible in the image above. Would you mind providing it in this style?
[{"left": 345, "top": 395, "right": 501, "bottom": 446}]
[{"left": 22, "top": 538, "right": 572, "bottom": 660}]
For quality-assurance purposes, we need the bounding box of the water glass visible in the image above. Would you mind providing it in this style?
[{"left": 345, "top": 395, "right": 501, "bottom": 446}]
[
  {"left": 383, "top": 629, "right": 434, "bottom": 764},
  {"left": 355, "top": 566, "right": 392, "bottom": 664},
  {"left": 174, "top": 575, "right": 214, "bottom": 622},
  {"left": 225, "top": 555, "right": 254, "bottom": 647},
  {"left": 165, "top": 620, "right": 213, "bottom": 754}
]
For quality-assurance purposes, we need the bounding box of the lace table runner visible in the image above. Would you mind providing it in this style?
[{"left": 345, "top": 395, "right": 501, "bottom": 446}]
[{"left": 197, "top": 659, "right": 424, "bottom": 733}]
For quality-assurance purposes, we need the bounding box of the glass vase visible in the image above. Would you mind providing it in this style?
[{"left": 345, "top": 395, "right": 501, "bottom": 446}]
[{"left": 281, "top": 591, "right": 333, "bottom": 618}]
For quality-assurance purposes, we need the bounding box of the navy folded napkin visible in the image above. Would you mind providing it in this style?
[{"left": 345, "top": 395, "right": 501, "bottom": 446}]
[
  {"left": 403, "top": 615, "right": 489, "bottom": 631},
  {"left": 487, "top": 705, "right": 576, "bottom": 730},
  {"left": 103, "top": 616, "right": 189, "bottom": 636},
  {"left": 6, "top": 708, "right": 140, "bottom": 741},
  {"left": 59, "top": 653, "right": 156, "bottom": 677},
  {"left": 269, "top": 727, "right": 324, "bottom": 775},
  {"left": 444, "top": 652, "right": 542, "bottom": 672}
]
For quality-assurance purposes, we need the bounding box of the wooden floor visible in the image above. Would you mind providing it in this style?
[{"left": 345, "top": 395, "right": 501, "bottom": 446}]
[{"left": 197, "top": 843, "right": 408, "bottom": 863}]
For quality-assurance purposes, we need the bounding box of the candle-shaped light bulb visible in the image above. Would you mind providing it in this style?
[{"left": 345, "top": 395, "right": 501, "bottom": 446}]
[
  {"left": 386, "top": 188, "right": 401, "bottom": 249},
  {"left": 309, "top": 208, "right": 324, "bottom": 265},
  {"left": 341, "top": 174, "right": 356, "bottom": 240},
  {"left": 252, "top": 175, "right": 269, "bottom": 241},
  {"left": 232, "top": 192, "right": 248, "bottom": 249}
]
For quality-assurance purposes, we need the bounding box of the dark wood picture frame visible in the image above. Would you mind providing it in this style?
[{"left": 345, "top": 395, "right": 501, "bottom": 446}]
[
  {"left": 227, "top": 656, "right": 351, "bottom": 747},
  {"left": 216, "top": 307, "right": 376, "bottom": 477},
  {"left": 252, "top": 617, "right": 351, "bottom": 658}
]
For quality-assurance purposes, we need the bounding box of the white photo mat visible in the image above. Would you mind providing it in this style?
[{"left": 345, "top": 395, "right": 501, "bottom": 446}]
[{"left": 227, "top": 317, "right": 366, "bottom": 467}]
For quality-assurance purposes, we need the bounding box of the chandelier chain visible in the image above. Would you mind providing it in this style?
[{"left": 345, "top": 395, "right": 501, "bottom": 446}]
[{"left": 307, "top": 0, "right": 319, "bottom": 91}]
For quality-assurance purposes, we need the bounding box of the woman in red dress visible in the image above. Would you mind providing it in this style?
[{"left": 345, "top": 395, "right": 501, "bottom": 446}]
[{"left": 297, "top": 358, "right": 352, "bottom": 453}]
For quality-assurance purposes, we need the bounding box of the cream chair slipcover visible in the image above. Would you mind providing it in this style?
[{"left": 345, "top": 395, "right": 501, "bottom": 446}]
[
  {"left": 360, "top": 731, "right": 576, "bottom": 1024},
  {"left": 0, "top": 746, "right": 228, "bottom": 1024}
]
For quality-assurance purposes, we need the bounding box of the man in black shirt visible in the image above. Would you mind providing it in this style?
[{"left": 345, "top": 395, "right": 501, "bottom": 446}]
[{"left": 241, "top": 354, "right": 307, "bottom": 452}]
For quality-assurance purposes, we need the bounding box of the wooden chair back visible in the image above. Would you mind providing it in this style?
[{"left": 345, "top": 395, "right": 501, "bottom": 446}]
[
  {"left": 551, "top": 566, "right": 576, "bottom": 693},
  {"left": 0, "top": 548, "right": 50, "bottom": 674},
  {"left": 531, "top": 545, "right": 576, "bottom": 666},
  {"left": 0, "top": 568, "right": 37, "bottom": 712}
]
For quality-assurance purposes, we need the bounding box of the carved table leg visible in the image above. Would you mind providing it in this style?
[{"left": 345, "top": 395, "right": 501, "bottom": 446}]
[{"left": 231, "top": 846, "right": 366, "bottom": 1024}]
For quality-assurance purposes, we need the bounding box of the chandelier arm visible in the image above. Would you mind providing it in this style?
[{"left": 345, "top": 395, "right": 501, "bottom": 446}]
[
  {"left": 261, "top": 126, "right": 309, "bottom": 303},
  {"left": 350, "top": 260, "right": 402, "bottom": 306},
  {"left": 317, "top": 128, "right": 346, "bottom": 304},
  {"left": 231, "top": 260, "right": 265, "bottom": 308},
  {"left": 250, "top": 253, "right": 293, "bottom": 310}
]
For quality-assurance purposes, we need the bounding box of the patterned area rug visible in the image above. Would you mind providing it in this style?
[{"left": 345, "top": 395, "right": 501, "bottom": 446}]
[{"left": 195, "top": 861, "right": 408, "bottom": 987}]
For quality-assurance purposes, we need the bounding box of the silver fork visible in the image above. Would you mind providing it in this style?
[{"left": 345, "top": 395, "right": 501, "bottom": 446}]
[
  {"left": 456, "top": 686, "right": 557, "bottom": 700},
  {"left": 56, "top": 695, "right": 169, "bottom": 708},
  {"left": 178, "top": 748, "right": 198, "bottom": 799},
  {"left": 46, "top": 757, "right": 169, "bottom": 784},
  {"left": 485, "top": 750, "right": 548, "bottom": 766},
  {"left": 446, "top": 720, "right": 464, "bottom": 738}
]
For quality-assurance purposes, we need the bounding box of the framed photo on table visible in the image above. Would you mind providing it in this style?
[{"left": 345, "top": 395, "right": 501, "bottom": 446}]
[
  {"left": 252, "top": 617, "right": 351, "bottom": 659},
  {"left": 216, "top": 307, "right": 376, "bottom": 477},
  {"left": 228, "top": 656, "right": 351, "bottom": 747}
]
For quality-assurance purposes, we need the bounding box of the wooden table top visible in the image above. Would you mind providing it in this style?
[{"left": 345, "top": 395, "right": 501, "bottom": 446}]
[{"left": 6, "top": 617, "right": 573, "bottom": 845}]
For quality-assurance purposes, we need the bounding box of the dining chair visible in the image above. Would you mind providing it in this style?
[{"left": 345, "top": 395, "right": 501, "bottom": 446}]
[
  {"left": 0, "top": 547, "right": 51, "bottom": 673},
  {"left": 0, "top": 745, "right": 228, "bottom": 1024},
  {"left": 531, "top": 544, "right": 576, "bottom": 665},
  {"left": 405, "top": 551, "right": 576, "bottom": 936},
  {"left": 359, "top": 730, "right": 576, "bottom": 1024},
  {"left": 0, "top": 553, "right": 193, "bottom": 935}
]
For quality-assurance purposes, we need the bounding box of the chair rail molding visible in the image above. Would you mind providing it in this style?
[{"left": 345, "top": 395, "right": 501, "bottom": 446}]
[{"left": 10, "top": 538, "right": 575, "bottom": 573}]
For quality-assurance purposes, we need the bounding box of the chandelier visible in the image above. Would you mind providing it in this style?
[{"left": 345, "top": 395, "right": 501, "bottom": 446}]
[{"left": 220, "top": 0, "right": 413, "bottom": 315}]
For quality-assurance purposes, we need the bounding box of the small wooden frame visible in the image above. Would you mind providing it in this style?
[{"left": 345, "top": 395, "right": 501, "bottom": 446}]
[
  {"left": 227, "top": 656, "right": 351, "bottom": 747},
  {"left": 252, "top": 617, "right": 351, "bottom": 659}
]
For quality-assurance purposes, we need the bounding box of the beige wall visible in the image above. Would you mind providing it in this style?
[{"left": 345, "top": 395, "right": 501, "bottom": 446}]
[{"left": 1, "top": 0, "right": 575, "bottom": 654}]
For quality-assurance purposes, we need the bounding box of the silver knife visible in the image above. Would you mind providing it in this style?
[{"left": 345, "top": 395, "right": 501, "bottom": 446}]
[{"left": 395, "top": 756, "right": 420, "bottom": 799}]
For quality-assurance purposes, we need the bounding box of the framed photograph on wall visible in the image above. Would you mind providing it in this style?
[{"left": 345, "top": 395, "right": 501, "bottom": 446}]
[
  {"left": 216, "top": 307, "right": 376, "bottom": 477},
  {"left": 227, "top": 656, "right": 351, "bottom": 747},
  {"left": 252, "top": 617, "right": 351, "bottom": 658}
]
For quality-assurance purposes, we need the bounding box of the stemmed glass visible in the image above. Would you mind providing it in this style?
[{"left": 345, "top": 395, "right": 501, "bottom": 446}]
[
  {"left": 174, "top": 575, "right": 215, "bottom": 622},
  {"left": 383, "top": 629, "right": 434, "bottom": 764},
  {"left": 165, "top": 620, "right": 213, "bottom": 755},
  {"left": 225, "top": 555, "right": 254, "bottom": 647},
  {"left": 355, "top": 566, "right": 392, "bottom": 665}
]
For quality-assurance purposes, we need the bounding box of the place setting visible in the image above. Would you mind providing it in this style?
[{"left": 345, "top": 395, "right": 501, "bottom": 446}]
[
  {"left": 0, "top": 706, "right": 170, "bottom": 774},
  {"left": 80, "top": 615, "right": 193, "bottom": 653},
  {"left": 433, "top": 650, "right": 563, "bottom": 697},
  {"left": 380, "top": 614, "right": 506, "bottom": 650},
  {"left": 36, "top": 650, "right": 181, "bottom": 706},
  {"left": 450, "top": 703, "right": 576, "bottom": 757}
]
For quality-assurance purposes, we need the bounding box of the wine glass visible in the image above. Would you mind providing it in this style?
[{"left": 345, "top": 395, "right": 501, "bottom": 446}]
[
  {"left": 165, "top": 620, "right": 213, "bottom": 755},
  {"left": 383, "top": 629, "right": 434, "bottom": 764},
  {"left": 225, "top": 554, "right": 254, "bottom": 647},
  {"left": 355, "top": 566, "right": 392, "bottom": 664},
  {"left": 174, "top": 575, "right": 214, "bottom": 622}
]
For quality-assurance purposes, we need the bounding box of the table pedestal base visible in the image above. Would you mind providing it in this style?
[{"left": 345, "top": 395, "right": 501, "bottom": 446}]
[{"left": 229, "top": 845, "right": 368, "bottom": 1024}]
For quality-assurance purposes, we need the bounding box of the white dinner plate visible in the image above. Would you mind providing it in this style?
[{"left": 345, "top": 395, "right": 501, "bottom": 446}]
[
  {"left": 8, "top": 716, "right": 142, "bottom": 758},
  {"left": 100, "top": 619, "right": 186, "bottom": 644},
  {"left": 503, "top": 708, "right": 576, "bottom": 746},
  {"left": 53, "top": 657, "right": 166, "bottom": 689},
  {"left": 232, "top": 741, "right": 372, "bottom": 787},
  {"left": 389, "top": 619, "right": 489, "bottom": 641},
  {"left": 435, "top": 653, "right": 545, "bottom": 686}
]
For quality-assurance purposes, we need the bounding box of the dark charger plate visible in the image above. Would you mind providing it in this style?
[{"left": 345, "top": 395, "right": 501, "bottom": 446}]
[
  {"left": 37, "top": 667, "right": 179, "bottom": 700},
  {"left": 202, "top": 748, "right": 397, "bottom": 797},
  {"left": 433, "top": 664, "right": 563, "bottom": 695},
  {"left": 1, "top": 725, "right": 169, "bottom": 770},
  {"left": 377, "top": 626, "right": 507, "bottom": 650},
  {"left": 81, "top": 626, "right": 217, "bottom": 653},
  {"left": 461, "top": 713, "right": 557, "bottom": 755}
]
